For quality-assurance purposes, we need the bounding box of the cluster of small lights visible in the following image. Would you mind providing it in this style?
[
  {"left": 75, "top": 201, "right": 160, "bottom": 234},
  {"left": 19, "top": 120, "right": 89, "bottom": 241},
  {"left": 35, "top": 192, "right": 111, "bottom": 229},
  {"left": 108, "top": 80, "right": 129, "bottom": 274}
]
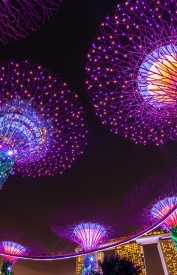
[
  {"left": 0, "top": 61, "right": 87, "bottom": 184},
  {"left": 160, "top": 239, "right": 177, "bottom": 274},
  {"left": 121, "top": 170, "right": 177, "bottom": 233},
  {"left": 0, "top": 0, "right": 62, "bottom": 44},
  {"left": 116, "top": 242, "right": 146, "bottom": 275},
  {"left": 50, "top": 203, "right": 122, "bottom": 251},
  {"left": 86, "top": 0, "right": 177, "bottom": 145}
]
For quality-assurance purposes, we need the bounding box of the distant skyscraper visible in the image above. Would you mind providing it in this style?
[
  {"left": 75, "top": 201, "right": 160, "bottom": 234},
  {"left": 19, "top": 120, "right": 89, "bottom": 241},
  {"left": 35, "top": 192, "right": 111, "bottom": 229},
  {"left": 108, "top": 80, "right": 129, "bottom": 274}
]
[
  {"left": 75, "top": 230, "right": 177, "bottom": 275},
  {"left": 158, "top": 238, "right": 177, "bottom": 275},
  {"left": 115, "top": 242, "right": 146, "bottom": 275}
]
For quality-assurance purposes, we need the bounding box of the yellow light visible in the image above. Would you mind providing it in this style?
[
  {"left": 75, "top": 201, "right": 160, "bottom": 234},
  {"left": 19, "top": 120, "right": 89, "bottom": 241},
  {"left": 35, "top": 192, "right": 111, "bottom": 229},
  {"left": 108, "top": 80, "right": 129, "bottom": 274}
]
[{"left": 147, "top": 53, "right": 177, "bottom": 104}]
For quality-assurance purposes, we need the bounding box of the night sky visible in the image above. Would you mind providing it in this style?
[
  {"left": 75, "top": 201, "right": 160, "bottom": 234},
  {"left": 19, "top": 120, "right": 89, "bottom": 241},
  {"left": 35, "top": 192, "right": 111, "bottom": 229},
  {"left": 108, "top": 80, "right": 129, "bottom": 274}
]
[{"left": 0, "top": 0, "right": 169, "bottom": 274}]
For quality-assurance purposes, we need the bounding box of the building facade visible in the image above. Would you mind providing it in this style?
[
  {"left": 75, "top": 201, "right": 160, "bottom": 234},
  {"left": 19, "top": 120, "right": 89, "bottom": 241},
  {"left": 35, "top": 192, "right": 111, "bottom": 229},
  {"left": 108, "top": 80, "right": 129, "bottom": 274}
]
[
  {"left": 115, "top": 241, "right": 146, "bottom": 274},
  {"left": 75, "top": 230, "right": 177, "bottom": 275}
]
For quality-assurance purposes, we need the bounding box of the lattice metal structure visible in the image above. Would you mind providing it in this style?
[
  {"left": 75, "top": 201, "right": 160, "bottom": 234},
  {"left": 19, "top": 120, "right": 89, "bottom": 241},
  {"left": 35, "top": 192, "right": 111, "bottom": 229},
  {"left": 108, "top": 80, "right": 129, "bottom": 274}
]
[
  {"left": 0, "top": 60, "right": 87, "bottom": 189},
  {"left": 50, "top": 203, "right": 123, "bottom": 251},
  {"left": 86, "top": 0, "right": 177, "bottom": 145},
  {"left": 0, "top": 0, "right": 62, "bottom": 44},
  {"left": 121, "top": 170, "right": 177, "bottom": 246},
  {"left": 0, "top": 228, "right": 45, "bottom": 275}
]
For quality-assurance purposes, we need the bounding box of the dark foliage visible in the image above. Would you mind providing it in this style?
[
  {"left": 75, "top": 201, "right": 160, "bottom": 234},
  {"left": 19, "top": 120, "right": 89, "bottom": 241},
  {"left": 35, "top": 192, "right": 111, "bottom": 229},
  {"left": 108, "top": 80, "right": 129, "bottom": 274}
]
[
  {"left": 90, "top": 255, "right": 142, "bottom": 275},
  {"left": 0, "top": 260, "right": 13, "bottom": 275}
]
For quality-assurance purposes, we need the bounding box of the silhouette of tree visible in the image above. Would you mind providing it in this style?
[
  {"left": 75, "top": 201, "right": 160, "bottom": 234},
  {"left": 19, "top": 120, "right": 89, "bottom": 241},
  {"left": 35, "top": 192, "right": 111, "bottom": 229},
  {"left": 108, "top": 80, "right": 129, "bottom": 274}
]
[{"left": 90, "top": 254, "right": 141, "bottom": 275}]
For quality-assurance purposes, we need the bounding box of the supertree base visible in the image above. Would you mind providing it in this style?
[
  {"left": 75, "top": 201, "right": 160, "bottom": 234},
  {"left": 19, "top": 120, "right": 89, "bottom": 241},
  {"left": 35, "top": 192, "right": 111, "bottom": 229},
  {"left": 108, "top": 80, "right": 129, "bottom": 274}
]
[{"left": 0, "top": 260, "right": 12, "bottom": 275}]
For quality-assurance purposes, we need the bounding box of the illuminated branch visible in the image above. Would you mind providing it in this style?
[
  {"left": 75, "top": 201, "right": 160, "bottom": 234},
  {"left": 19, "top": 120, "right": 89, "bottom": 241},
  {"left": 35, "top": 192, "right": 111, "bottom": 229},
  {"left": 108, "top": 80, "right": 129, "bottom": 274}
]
[{"left": 0, "top": 0, "right": 62, "bottom": 44}]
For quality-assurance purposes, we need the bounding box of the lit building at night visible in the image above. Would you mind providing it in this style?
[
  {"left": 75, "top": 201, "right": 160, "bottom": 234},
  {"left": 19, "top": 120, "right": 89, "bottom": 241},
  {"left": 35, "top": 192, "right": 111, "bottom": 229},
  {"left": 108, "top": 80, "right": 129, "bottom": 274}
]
[
  {"left": 75, "top": 230, "right": 177, "bottom": 275},
  {"left": 115, "top": 242, "right": 146, "bottom": 275}
]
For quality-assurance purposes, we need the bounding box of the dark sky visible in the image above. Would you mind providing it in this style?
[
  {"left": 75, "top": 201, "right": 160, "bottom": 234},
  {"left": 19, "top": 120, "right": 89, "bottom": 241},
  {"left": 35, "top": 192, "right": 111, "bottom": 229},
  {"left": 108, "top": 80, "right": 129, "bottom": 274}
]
[{"left": 0, "top": 0, "right": 169, "bottom": 274}]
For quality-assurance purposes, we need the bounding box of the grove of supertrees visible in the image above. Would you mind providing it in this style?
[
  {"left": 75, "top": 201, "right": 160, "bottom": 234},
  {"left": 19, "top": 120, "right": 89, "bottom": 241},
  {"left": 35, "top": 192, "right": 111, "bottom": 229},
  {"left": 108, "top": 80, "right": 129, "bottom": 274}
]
[
  {"left": 0, "top": 60, "right": 87, "bottom": 190},
  {"left": 50, "top": 203, "right": 123, "bottom": 275},
  {"left": 0, "top": 0, "right": 62, "bottom": 44},
  {"left": 121, "top": 170, "right": 177, "bottom": 248},
  {"left": 86, "top": 0, "right": 177, "bottom": 146},
  {"left": 0, "top": 228, "right": 45, "bottom": 275}
]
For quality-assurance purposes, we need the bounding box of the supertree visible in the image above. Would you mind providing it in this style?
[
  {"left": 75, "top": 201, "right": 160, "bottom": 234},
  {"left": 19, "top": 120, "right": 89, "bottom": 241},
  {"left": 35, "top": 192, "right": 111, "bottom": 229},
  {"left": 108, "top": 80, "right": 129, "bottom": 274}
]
[
  {"left": 0, "top": 0, "right": 62, "bottom": 44},
  {"left": 86, "top": 0, "right": 177, "bottom": 146},
  {"left": 0, "top": 60, "right": 87, "bottom": 189},
  {"left": 121, "top": 170, "right": 177, "bottom": 247},
  {"left": 0, "top": 228, "right": 45, "bottom": 275},
  {"left": 50, "top": 203, "right": 123, "bottom": 275}
]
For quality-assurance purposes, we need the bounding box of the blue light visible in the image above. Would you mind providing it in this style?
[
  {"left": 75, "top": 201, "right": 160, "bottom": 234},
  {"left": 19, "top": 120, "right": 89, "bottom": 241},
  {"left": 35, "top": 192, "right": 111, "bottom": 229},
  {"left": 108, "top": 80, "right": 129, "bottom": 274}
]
[{"left": 7, "top": 150, "right": 13, "bottom": 156}]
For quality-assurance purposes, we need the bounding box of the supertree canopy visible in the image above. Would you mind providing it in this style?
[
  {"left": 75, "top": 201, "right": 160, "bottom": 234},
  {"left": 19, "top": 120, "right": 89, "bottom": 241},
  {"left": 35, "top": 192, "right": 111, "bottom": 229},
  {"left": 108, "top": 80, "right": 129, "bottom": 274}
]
[
  {"left": 86, "top": 0, "right": 177, "bottom": 145},
  {"left": 0, "top": 61, "right": 87, "bottom": 189},
  {"left": 121, "top": 170, "right": 177, "bottom": 247},
  {"left": 0, "top": 0, "right": 62, "bottom": 44},
  {"left": 0, "top": 228, "right": 45, "bottom": 275},
  {"left": 50, "top": 203, "right": 122, "bottom": 251}
]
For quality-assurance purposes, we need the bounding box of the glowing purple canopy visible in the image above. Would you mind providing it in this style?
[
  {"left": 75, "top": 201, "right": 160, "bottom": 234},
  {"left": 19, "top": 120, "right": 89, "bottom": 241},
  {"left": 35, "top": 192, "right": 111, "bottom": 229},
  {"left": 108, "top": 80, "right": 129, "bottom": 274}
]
[
  {"left": 50, "top": 203, "right": 122, "bottom": 251},
  {"left": 86, "top": 0, "right": 177, "bottom": 145},
  {"left": 0, "top": 0, "right": 62, "bottom": 44},
  {"left": 0, "top": 61, "right": 87, "bottom": 189},
  {"left": 0, "top": 228, "right": 45, "bottom": 264},
  {"left": 121, "top": 170, "right": 177, "bottom": 231}
]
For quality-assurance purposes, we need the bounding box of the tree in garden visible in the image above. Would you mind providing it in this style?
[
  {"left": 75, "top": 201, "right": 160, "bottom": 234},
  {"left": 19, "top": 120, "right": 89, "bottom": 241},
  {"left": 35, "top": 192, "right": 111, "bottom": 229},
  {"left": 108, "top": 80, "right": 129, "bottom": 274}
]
[{"left": 90, "top": 255, "right": 141, "bottom": 275}]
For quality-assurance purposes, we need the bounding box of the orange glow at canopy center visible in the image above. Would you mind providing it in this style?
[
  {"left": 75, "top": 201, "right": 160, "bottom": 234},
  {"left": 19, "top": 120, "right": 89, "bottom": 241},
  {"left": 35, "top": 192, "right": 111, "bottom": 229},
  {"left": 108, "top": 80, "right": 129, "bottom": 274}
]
[{"left": 147, "top": 53, "right": 177, "bottom": 104}]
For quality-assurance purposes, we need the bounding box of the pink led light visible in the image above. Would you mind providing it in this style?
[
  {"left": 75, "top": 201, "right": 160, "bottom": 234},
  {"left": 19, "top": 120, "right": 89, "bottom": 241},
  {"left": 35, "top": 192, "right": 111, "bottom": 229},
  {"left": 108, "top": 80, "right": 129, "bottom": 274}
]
[
  {"left": 2, "top": 242, "right": 25, "bottom": 264},
  {"left": 151, "top": 197, "right": 177, "bottom": 230},
  {"left": 0, "top": 228, "right": 45, "bottom": 265},
  {"left": 73, "top": 223, "right": 106, "bottom": 251}
]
